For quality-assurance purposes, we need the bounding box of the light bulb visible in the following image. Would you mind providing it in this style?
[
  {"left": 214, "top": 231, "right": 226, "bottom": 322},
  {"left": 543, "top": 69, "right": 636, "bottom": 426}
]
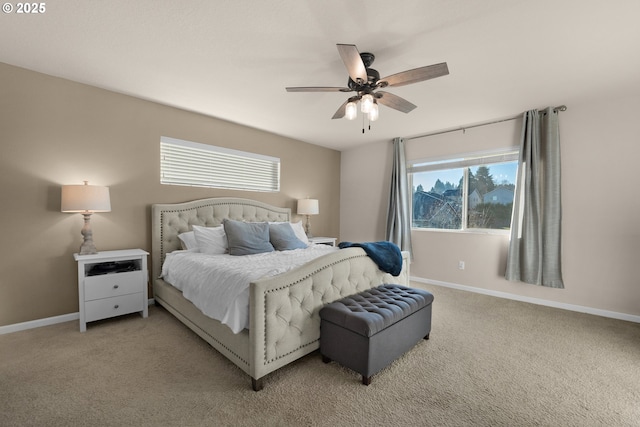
[
  {"left": 368, "top": 102, "right": 379, "bottom": 121},
  {"left": 345, "top": 101, "right": 357, "bottom": 120},
  {"left": 361, "top": 94, "right": 373, "bottom": 113}
]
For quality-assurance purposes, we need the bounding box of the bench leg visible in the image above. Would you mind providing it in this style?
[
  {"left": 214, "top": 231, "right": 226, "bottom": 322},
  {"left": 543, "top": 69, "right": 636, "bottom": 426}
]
[
  {"left": 252, "top": 377, "right": 263, "bottom": 392},
  {"left": 362, "top": 375, "right": 371, "bottom": 386},
  {"left": 322, "top": 355, "right": 331, "bottom": 364},
  {"left": 424, "top": 333, "right": 430, "bottom": 340}
]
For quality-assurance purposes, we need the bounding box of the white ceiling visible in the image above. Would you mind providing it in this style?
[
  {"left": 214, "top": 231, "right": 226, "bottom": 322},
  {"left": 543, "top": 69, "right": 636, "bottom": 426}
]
[{"left": 2, "top": 0, "right": 639, "bottom": 151}]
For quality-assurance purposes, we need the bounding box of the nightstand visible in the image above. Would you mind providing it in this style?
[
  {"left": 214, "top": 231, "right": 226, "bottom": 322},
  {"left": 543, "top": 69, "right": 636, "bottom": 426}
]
[
  {"left": 308, "top": 237, "right": 337, "bottom": 247},
  {"left": 74, "top": 249, "right": 149, "bottom": 332}
]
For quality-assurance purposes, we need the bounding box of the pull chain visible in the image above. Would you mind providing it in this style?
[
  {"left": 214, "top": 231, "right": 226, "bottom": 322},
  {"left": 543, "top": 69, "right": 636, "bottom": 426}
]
[{"left": 361, "top": 114, "right": 373, "bottom": 133}]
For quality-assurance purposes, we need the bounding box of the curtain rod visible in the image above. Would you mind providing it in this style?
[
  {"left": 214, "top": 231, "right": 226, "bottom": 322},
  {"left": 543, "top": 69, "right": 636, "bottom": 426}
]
[{"left": 405, "top": 105, "right": 567, "bottom": 140}]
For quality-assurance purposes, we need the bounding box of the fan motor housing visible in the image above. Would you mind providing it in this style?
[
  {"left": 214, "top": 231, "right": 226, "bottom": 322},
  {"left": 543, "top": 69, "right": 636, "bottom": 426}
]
[{"left": 348, "top": 67, "right": 380, "bottom": 91}]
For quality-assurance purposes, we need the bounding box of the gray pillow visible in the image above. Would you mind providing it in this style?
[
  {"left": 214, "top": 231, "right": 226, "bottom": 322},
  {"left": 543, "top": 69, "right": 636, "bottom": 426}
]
[
  {"left": 223, "top": 219, "right": 274, "bottom": 256},
  {"left": 269, "top": 222, "right": 307, "bottom": 251}
]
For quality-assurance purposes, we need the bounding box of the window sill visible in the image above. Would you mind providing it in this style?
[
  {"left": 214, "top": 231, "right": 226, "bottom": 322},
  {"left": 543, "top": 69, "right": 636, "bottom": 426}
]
[{"left": 411, "top": 227, "right": 510, "bottom": 236}]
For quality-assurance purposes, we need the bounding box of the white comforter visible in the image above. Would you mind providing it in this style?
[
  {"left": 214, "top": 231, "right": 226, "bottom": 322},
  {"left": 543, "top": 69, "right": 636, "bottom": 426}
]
[{"left": 161, "top": 245, "right": 338, "bottom": 333}]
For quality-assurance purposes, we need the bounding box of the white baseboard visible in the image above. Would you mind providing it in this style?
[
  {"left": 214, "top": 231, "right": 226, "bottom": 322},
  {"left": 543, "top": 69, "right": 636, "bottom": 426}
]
[
  {"left": 0, "top": 312, "right": 79, "bottom": 335},
  {"left": 0, "top": 299, "right": 157, "bottom": 335},
  {"left": 411, "top": 276, "right": 640, "bottom": 324}
]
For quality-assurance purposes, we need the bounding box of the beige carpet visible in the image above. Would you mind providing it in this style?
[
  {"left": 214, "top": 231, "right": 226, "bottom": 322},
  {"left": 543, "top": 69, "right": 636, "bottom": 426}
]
[{"left": 1, "top": 283, "right": 639, "bottom": 427}]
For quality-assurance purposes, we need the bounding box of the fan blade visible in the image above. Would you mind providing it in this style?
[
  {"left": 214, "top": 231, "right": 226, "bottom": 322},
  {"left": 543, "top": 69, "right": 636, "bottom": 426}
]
[
  {"left": 375, "top": 91, "right": 417, "bottom": 113},
  {"left": 331, "top": 99, "right": 349, "bottom": 119},
  {"left": 379, "top": 62, "right": 449, "bottom": 88},
  {"left": 337, "top": 44, "right": 367, "bottom": 84},
  {"left": 286, "top": 87, "right": 351, "bottom": 92}
]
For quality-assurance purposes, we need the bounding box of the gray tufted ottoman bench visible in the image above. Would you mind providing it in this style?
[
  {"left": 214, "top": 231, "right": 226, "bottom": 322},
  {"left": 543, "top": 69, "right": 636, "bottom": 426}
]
[{"left": 319, "top": 284, "right": 434, "bottom": 385}]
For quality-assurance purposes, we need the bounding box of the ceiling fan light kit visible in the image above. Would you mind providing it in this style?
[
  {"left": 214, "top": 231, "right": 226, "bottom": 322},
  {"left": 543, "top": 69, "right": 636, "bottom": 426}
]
[
  {"left": 361, "top": 93, "right": 374, "bottom": 113},
  {"left": 286, "top": 43, "right": 449, "bottom": 132},
  {"left": 345, "top": 101, "right": 357, "bottom": 120},
  {"left": 369, "top": 102, "right": 379, "bottom": 121}
]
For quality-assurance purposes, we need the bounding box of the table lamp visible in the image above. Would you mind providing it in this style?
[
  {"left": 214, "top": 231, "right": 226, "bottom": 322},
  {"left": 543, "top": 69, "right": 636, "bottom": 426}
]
[
  {"left": 61, "top": 181, "right": 111, "bottom": 255},
  {"left": 297, "top": 198, "right": 319, "bottom": 237}
]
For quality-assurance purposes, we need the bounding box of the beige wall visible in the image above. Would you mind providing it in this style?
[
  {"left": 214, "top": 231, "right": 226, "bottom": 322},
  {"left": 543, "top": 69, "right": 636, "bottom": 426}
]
[
  {"left": 0, "top": 63, "right": 341, "bottom": 327},
  {"left": 340, "top": 142, "right": 393, "bottom": 243},
  {"left": 341, "top": 91, "right": 640, "bottom": 319}
]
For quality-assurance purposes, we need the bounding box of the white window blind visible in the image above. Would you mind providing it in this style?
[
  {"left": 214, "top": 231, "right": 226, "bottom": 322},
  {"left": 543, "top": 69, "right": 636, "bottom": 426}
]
[{"left": 160, "top": 136, "right": 280, "bottom": 192}]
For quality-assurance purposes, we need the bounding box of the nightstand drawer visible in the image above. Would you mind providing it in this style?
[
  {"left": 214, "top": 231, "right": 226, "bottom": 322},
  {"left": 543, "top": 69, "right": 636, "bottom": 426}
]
[
  {"left": 85, "top": 293, "right": 144, "bottom": 322},
  {"left": 84, "top": 271, "right": 144, "bottom": 301}
]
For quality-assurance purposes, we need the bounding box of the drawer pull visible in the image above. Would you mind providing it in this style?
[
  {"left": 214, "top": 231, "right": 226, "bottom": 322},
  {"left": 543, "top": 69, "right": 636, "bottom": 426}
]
[
  {"left": 114, "top": 304, "right": 119, "bottom": 309},
  {"left": 113, "top": 284, "right": 119, "bottom": 289}
]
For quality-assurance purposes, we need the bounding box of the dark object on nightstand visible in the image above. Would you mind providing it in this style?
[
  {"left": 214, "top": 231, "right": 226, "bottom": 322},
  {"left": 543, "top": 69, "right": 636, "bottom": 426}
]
[{"left": 87, "top": 260, "right": 138, "bottom": 276}]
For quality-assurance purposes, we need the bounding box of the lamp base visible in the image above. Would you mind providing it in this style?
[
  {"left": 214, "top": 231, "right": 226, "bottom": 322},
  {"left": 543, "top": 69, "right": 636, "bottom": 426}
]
[
  {"left": 79, "top": 242, "right": 98, "bottom": 255},
  {"left": 79, "top": 213, "right": 98, "bottom": 255},
  {"left": 304, "top": 214, "right": 313, "bottom": 238}
]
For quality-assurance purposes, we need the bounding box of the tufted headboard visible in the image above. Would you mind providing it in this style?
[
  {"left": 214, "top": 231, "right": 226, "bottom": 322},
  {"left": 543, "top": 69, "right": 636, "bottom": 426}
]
[{"left": 151, "top": 197, "right": 291, "bottom": 282}]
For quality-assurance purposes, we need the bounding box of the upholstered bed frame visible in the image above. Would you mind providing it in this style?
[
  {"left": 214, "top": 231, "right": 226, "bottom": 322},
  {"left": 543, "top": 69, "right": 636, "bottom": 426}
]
[{"left": 151, "top": 197, "right": 409, "bottom": 391}]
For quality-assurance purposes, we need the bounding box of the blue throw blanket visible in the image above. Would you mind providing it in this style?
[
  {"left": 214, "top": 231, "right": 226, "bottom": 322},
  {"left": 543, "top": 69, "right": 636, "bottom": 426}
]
[{"left": 338, "top": 241, "right": 403, "bottom": 276}]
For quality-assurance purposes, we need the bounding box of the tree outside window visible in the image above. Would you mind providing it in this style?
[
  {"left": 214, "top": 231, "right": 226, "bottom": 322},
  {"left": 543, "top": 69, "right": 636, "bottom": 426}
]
[{"left": 410, "top": 153, "right": 518, "bottom": 231}]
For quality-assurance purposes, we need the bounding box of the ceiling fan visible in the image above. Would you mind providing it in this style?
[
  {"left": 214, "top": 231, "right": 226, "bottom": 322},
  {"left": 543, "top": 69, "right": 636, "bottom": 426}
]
[{"left": 286, "top": 44, "right": 449, "bottom": 128}]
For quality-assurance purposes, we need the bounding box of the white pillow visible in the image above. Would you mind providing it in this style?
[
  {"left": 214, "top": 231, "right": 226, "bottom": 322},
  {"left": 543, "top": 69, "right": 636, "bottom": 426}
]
[
  {"left": 192, "top": 225, "right": 228, "bottom": 255},
  {"left": 290, "top": 221, "right": 310, "bottom": 245},
  {"left": 178, "top": 231, "right": 198, "bottom": 250}
]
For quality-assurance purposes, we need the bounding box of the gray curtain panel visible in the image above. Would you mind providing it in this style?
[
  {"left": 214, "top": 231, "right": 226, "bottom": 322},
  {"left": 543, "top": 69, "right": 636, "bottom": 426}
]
[
  {"left": 506, "top": 108, "right": 564, "bottom": 287},
  {"left": 386, "top": 137, "right": 413, "bottom": 257}
]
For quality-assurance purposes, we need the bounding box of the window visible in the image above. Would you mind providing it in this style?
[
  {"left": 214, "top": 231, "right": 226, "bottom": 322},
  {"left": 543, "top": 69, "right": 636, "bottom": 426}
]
[
  {"left": 160, "top": 136, "right": 280, "bottom": 192},
  {"left": 409, "top": 150, "right": 519, "bottom": 231}
]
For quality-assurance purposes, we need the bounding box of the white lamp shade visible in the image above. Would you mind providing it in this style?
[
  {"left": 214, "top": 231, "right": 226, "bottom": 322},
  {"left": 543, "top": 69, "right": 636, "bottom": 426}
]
[
  {"left": 61, "top": 183, "right": 111, "bottom": 213},
  {"left": 360, "top": 94, "right": 374, "bottom": 113},
  {"left": 297, "top": 199, "right": 319, "bottom": 215},
  {"left": 345, "top": 101, "right": 357, "bottom": 120},
  {"left": 368, "top": 102, "right": 379, "bottom": 121}
]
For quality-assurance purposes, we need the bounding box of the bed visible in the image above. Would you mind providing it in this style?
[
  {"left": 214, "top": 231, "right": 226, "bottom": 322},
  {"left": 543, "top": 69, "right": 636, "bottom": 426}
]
[{"left": 151, "top": 197, "right": 409, "bottom": 390}]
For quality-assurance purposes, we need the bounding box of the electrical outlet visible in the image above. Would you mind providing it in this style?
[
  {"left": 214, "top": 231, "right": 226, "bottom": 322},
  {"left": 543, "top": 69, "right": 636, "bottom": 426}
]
[{"left": 458, "top": 261, "right": 465, "bottom": 270}]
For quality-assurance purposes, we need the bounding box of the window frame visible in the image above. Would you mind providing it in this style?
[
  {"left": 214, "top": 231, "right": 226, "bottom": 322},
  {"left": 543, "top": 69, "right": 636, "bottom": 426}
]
[
  {"left": 409, "top": 148, "right": 519, "bottom": 233},
  {"left": 160, "top": 136, "right": 280, "bottom": 192}
]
